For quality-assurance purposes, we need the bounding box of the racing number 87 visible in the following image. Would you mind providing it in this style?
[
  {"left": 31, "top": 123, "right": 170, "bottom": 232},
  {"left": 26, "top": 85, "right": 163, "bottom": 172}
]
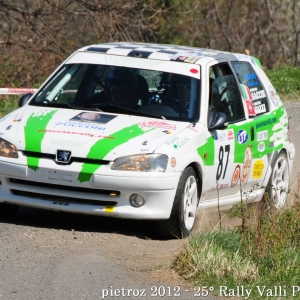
[{"left": 216, "top": 145, "right": 230, "bottom": 181}]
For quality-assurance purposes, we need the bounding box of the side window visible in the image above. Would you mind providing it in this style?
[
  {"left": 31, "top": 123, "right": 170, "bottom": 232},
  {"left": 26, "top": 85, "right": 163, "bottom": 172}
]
[
  {"left": 231, "top": 61, "right": 269, "bottom": 116},
  {"left": 209, "top": 63, "right": 245, "bottom": 123}
]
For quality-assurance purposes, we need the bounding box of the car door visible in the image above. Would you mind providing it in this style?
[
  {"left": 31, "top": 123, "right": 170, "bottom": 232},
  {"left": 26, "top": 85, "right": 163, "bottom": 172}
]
[
  {"left": 202, "top": 61, "right": 255, "bottom": 201},
  {"left": 230, "top": 60, "right": 273, "bottom": 197}
]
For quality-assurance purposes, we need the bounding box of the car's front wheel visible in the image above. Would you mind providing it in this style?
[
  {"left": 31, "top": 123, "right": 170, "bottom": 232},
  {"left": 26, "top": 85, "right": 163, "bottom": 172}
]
[
  {"left": 159, "top": 167, "right": 199, "bottom": 238},
  {"left": 266, "top": 151, "right": 290, "bottom": 209}
]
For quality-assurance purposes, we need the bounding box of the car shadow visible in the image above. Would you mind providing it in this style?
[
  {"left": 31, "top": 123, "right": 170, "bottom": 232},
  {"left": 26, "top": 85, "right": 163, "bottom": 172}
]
[{"left": 0, "top": 206, "right": 167, "bottom": 240}]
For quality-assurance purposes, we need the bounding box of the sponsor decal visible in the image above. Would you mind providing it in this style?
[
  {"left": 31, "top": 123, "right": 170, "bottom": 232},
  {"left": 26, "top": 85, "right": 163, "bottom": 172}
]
[
  {"left": 227, "top": 130, "right": 234, "bottom": 140},
  {"left": 167, "top": 136, "right": 190, "bottom": 149},
  {"left": 269, "top": 86, "right": 278, "bottom": 106},
  {"left": 240, "top": 84, "right": 256, "bottom": 116},
  {"left": 254, "top": 101, "right": 267, "bottom": 114},
  {"left": 257, "top": 130, "right": 268, "bottom": 141},
  {"left": 38, "top": 129, "right": 114, "bottom": 139},
  {"left": 252, "top": 159, "right": 264, "bottom": 179},
  {"left": 246, "top": 100, "right": 256, "bottom": 117},
  {"left": 240, "top": 84, "right": 253, "bottom": 101},
  {"left": 171, "top": 157, "right": 176, "bottom": 167},
  {"left": 138, "top": 121, "right": 176, "bottom": 130},
  {"left": 104, "top": 206, "right": 114, "bottom": 213},
  {"left": 51, "top": 139, "right": 87, "bottom": 148},
  {"left": 166, "top": 136, "right": 180, "bottom": 145},
  {"left": 258, "top": 142, "right": 265, "bottom": 152},
  {"left": 70, "top": 112, "right": 116, "bottom": 124},
  {"left": 162, "top": 130, "right": 172, "bottom": 134},
  {"left": 214, "top": 131, "right": 227, "bottom": 141},
  {"left": 251, "top": 89, "right": 266, "bottom": 100},
  {"left": 241, "top": 146, "right": 252, "bottom": 183},
  {"left": 256, "top": 117, "right": 277, "bottom": 129},
  {"left": 55, "top": 121, "right": 106, "bottom": 130},
  {"left": 170, "top": 52, "right": 205, "bottom": 62},
  {"left": 13, "top": 114, "right": 24, "bottom": 122},
  {"left": 231, "top": 165, "right": 240, "bottom": 187},
  {"left": 237, "top": 130, "right": 248, "bottom": 144}
]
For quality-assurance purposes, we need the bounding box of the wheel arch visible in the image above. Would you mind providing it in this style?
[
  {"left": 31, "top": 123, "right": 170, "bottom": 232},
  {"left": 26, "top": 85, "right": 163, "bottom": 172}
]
[
  {"left": 187, "top": 162, "right": 203, "bottom": 203},
  {"left": 175, "top": 152, "right": 204, "bottom": 203}
]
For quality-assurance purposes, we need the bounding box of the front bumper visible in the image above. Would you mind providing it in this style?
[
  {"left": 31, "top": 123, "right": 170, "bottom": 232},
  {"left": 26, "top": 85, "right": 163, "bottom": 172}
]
[{"left": 0, "top": 159, "right": 181, "bottom": 220}]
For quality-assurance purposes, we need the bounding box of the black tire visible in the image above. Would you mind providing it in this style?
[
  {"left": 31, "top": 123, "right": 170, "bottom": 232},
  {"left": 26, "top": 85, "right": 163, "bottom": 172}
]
[
  {"left": 264, "top": 150, "right": 290, "bottom": 209},
  {"left": 0, "top": 203, "right": 19, "bottom": 217},
  {"left": 159, "top": 167, "right": 198, "bottom": 239}
]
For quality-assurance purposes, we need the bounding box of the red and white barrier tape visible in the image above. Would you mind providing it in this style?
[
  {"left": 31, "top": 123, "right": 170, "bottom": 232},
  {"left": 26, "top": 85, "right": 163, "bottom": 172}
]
[{"left": 0, "top": 88, "right": 38, "bottom": 95}]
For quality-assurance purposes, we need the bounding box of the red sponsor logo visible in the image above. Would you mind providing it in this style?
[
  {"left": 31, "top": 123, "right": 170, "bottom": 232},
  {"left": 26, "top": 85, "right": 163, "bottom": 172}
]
[
  {"left": 227, "top": 130, "right": 234, "bottom": 140},
  {"left": 138, "top": 121, "right": 176, "bottom": 130}
]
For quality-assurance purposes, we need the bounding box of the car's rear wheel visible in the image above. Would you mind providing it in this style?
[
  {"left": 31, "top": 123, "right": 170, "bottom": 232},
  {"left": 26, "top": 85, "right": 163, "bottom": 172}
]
[
  {"left": 0, "top": 203, "right": 19, "bottom": 217},
  {"left": 266, "top": 151, "right": 290, "bottom": 209},
  {"left": 159, "top": 167, "right": 198, "bottom": 238}
]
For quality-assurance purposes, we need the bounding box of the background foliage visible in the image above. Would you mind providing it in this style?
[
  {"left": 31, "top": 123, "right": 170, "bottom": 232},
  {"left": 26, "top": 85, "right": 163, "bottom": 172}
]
[{"left": 0, "top": 0, "right": 299, "bottom": 88}]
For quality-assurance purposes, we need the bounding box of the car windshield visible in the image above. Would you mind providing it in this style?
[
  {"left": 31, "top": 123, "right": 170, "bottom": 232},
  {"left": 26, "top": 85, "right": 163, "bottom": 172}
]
[{"left": 30, "top": 63, "right": 201, "bottom": 122}]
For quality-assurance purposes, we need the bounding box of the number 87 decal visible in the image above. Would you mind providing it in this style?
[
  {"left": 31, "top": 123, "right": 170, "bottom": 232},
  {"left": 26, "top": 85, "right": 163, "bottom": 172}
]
[{"left": 216, "top": 145, "right": 230, "bottom": 181}]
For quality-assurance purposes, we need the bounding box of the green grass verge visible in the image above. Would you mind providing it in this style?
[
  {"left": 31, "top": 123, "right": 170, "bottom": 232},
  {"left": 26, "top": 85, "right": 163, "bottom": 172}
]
[
  {"left": 174, "top": 201, "right": 300, "bottom": 299},
  {"left": 265, "top": 66, "right": 300, "bottom": 101},
  {"left": 0, "top": 96, "right": 19, "bottom": 118}
]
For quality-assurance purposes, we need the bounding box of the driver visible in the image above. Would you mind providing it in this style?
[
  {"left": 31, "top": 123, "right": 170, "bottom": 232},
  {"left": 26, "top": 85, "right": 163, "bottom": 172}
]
[
  {"left": 105, "top": 67, "right": 139, "bottom": 108},
  {"left": 171, "top": 74, "right": 191, "bottom": 108}
]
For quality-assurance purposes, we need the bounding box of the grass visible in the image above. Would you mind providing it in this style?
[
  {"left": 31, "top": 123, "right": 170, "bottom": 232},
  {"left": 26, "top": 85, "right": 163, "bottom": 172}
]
[
  {"left": 175, "top": 194, "right": 300, "bottom": 299},
  {"left": 0, "top": 96, "right": 19, "bottom": 118},
  {"left": 265, "top": 66, "right": 300, "bottom": 101}
]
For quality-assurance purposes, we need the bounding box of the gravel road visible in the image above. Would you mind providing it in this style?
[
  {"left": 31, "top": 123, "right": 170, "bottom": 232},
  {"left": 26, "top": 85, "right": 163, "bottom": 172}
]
[{"left": 0, "top": 103, "right": 299, "bottom": 300}]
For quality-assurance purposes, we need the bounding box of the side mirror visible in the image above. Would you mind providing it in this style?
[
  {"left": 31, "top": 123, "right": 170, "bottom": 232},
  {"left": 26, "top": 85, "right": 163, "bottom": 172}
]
[
  {"left": 208, "top": 106, "right": 228, "bottom": 130},
  {"left": 18, "top": 93, "right": 33, "bottom": 107}
]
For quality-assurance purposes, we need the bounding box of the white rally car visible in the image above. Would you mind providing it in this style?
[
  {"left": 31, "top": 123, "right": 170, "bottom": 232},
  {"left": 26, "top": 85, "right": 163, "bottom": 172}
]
[{"left": 0, "top": 42, "right": 295, "bottom": 238}]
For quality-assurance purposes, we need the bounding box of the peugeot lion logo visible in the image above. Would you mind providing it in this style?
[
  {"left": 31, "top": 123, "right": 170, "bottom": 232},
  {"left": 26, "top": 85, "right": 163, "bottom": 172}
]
[{"left": 56, "top": 150, "right": 72, "bottom": 164}]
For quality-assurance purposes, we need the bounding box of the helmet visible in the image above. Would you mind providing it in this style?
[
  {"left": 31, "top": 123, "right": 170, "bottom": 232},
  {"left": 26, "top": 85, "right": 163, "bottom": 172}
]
[
  {"left": 105, "top": 68, "right": 138, "bottom": 107},
  {"left": 106, "top": 67, "right": 138, "bottom": 88}
]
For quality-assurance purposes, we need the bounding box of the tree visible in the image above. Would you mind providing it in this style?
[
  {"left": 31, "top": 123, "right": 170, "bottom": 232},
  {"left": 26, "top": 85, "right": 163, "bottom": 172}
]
[{"left": 0, "top": 0, "right": 164, "bottom": 87}]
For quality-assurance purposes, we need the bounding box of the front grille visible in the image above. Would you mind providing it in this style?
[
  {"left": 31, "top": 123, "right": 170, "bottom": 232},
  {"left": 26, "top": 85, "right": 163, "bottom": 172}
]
[
  {"left": 22, "top": 151, "right": 110, "bottom": 165},
  {"left": 11, "top": 190, "right": 117, "bottom": 206},
  {"left": 10, "top": 178, "right": 119, "bottom": 196}
]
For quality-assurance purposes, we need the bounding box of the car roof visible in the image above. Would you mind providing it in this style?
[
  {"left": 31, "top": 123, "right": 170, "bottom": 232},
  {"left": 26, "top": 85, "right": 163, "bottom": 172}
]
[{"left": 81, "top": 42, "right": 252, "bottom": 65}]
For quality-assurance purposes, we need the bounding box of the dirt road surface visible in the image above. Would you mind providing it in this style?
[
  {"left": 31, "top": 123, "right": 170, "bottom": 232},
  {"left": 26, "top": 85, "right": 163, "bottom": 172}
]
[{"left": 0, "top": 103, "right": 299, "bottom": 300}]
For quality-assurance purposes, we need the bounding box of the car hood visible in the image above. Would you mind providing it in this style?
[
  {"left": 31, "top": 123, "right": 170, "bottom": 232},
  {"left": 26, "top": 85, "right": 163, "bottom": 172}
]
[{"left": 0, "top": 106, "right": 190, "bottom": 161}]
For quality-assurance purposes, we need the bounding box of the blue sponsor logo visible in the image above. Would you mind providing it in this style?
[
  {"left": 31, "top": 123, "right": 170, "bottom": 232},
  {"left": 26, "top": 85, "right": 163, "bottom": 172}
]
[{"left": 237, "top": 130, "right": 248, "bottom": 144}]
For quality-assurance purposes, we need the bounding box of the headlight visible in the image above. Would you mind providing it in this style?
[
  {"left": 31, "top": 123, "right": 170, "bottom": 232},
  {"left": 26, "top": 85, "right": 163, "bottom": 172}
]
[
  {"left": 111, "top": 154, "right": 168, "bottom": 172},
  {"left": 0, "top": 138, "right": 18, "bottom": 158}
]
